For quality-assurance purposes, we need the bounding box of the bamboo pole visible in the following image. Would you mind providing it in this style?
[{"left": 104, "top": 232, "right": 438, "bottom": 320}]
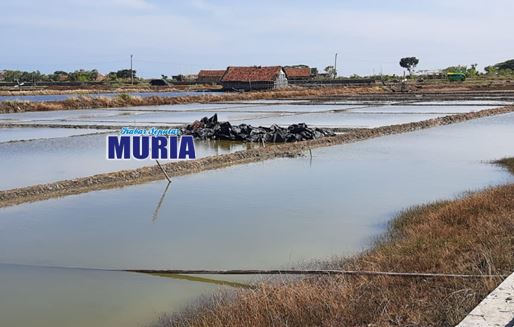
[{"left": 155, "top": 160, "right": 172, "bottom": 183}]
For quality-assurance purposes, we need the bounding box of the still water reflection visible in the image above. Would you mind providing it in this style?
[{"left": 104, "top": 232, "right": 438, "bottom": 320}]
[{"left": 1, "top": 113, "right": 514, "bottom": 326}]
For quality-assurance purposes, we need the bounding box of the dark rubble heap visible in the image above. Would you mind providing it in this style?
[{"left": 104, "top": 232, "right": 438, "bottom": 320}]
[{"left": 182, "top": 114, "right": 336, "bottom": 143}]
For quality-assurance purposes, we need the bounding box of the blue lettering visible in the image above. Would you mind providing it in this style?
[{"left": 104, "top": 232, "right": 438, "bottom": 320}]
[
  {"left": 169, "top": 136, "right": 178, "bottom": 159},
  {"left": 108, "top": 136, "right": 131, "bottom": 159},
  {"left": 151, "top": 136, "right": 168, "bottom": 159},
  {"left": 133, "top": 136, "right": 150, "bottom": 159},
  {"left": 179, "top": 136, "right": 196, "bottom": 159}
]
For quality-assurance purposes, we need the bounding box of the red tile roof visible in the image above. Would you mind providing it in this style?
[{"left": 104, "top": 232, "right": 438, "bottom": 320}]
[
  {"left": 221, "top": 66, "right": 283, "bottom": 82},
  {"left": 198, "top": 70, "right": 226, "bottom": 78},
  {"left": 284, "top": 67, "right": 311, "bottom": 78}
]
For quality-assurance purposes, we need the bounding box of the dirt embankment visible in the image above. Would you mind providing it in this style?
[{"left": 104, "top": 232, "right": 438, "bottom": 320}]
[
  {"left": 0, "top": 84, "right": 218, "bottom": 96},
  {"left": 0, "top": 106, "right": 513, "bottom": 208},
  {"left": 0, "top": 86, "right": 384, "bottom": 113},
  {"left": 160, "top": 178, "right": 514, "bottom": 327}
]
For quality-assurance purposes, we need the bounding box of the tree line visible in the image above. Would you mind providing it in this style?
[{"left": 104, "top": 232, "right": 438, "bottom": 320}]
[{"left": 0, "top": 69, "right": 137, "bottom": 83}]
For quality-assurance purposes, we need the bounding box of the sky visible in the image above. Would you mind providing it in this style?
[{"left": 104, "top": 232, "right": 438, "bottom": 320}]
[{"left": 1, "top": 0, "right": 513, "bottom": 77}]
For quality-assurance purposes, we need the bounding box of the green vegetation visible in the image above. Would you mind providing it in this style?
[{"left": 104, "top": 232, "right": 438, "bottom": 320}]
[
  {"left": 107, "top": 69, "right": 137, "bottom": 81},
  {"left": 0, "top": 69, "right": 101, "bottom": 83},
  {"left": 399, "top": 57, "right": 419, "bottom": 76},
  {"left": 485, "top": 59, "right": 514, "bottom": 76},
  {"left": 161, "top": 159, "right": 514, "bottom": 327},
  {"left": 323, "top": 65, "right": 337, "bottom": 78},
  {"left": 0, "top": 68, "right": 141, "bottom": 84}
]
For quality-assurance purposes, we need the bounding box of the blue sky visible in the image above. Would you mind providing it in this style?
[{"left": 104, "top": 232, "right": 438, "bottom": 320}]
[{"left": 1, "top": 0, "right": 513, "bottom": 77}]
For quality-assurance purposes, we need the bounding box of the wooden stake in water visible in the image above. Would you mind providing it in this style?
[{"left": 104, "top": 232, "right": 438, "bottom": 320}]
[{"left": 155, "top": 160, "right": 172, "bottom": 183}]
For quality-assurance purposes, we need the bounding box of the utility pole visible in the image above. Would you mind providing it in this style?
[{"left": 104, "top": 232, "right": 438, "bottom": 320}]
[
  {"left": 334, "top": 53, "right": 338, "bottom": 79},
  {"left": 130, "top": 54, "right": 134, "bottom": 85}
]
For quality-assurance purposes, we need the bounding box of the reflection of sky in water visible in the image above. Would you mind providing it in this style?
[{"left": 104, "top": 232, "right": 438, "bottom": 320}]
[
  {"left": 1, "top": 113, "right": 513, "bottom": 270},
  {"left": 348, "top": 104, "right": 496, "bottom": 114},
  {"left": 0, "top": 112, "right": 513, "bottom": 327},
  {"left": 0, "top": 134, "right": 256, "bottom": 190},
  {"left": 0, "top": 103, "right": 493, "bottom": 129},
  {"left": 0, "top": 128, "right": 106, "bottom": 143},
  {"left": 0, "top": 263, "right": 221, "bottom": 327},
  {"left": 238, "top": 112, "right": 451, "bottom": 128},
  {"left": 0, "top": 113, "right": 513, "bottom": 327}
]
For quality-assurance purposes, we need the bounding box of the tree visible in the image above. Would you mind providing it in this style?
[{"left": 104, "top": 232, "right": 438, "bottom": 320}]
[
  {"left": 495, "top": 59, "right": 514, "bottom": 71},
  {"left": 50, "top": 71, "right": 69, "bottom": 81},
  {"left": 68, "top": 69, "right": 99, "bottom": 82},
  {"left": 115, "top": 69, "right": 136, "bottom": 79},
  {"left": 399, "top": 57, "right": 419, "bottom": 76},
  {"left": 324, "top": 66, "right": 337, "bottom": 79},
  {"left": 484, "top": 65, "right": 497, "bottom": 75}
]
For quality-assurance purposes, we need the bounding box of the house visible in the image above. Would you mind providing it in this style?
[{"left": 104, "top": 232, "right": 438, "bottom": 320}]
[
  {"left": 283, "top": 66, "right": 312, "bottom": 80},
  {"left": 197, "top": 70, "right": 226, "bottom": 84},
  {"left": 220, "top": 66, "right": 288, "bottom": 91}
]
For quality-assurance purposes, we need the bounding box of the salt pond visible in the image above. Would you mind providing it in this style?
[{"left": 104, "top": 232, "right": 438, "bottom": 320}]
[
  {"left": 0, "top": 127, "right": 106, "bottom": 143},
  {"left": 0, "top": 103, "right": 486, "bottom": 128},
  {"left": 0, "top": 134, "right": 256, "bottom": 190},
  {"left": 0, "top": 112, "right": 513, "bottom": 326}
]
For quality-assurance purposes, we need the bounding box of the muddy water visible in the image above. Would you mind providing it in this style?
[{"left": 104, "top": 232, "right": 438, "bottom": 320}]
[{"left": 0, "top": 112, "right": 514, "bottom": 326}]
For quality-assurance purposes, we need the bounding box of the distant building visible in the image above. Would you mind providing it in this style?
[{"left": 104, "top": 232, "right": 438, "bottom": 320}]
[
  {"left": 283, "top": 67, "right": 312, "bottom": 80},
  {"left": 220, "top": 66, "right": 288, "bottom": 91},
  {"left": 0, "top": 70, "right": 5, "bottom": 81},
  {"left": 197, "top": 70, "right": 226, "bottom": 84}
]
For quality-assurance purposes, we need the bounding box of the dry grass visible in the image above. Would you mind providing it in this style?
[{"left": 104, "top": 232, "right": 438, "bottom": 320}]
[
  {"left": 0, "top": 86, "right": 384, "bottom": 113},
  {"left": 0, "top": 84, "right": 216, "bottom": 96},
  {"left": 159, "top": 162, "right": 514, "bottom": 327}
]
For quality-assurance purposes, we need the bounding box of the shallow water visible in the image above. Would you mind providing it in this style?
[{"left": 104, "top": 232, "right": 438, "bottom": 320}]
[
  {"left": 0, "top": 127, "right": 105, "bottom": 143},
  {"left": 348, "top": 104, "right": 496, "bottom": 114},
  {"left": 414, "top": 100, "right": 514, "bottom": 105},
  {"left": 0, "top": 103, "right": 479, "bottom": 128},
  {"left": 0, "top": 112, "right": 513, "bottom": 326},
  {"left": 0, "top": 135, "right": 256, "bottom": 190},
  {"left": 0, "top": 101, "right": 496, "bottom": 130},
  {"left": 0, "top": 264, "right": 222, "bottom": 327},
  {"left": 238, "top": 111, "right": 451, "bottom": 128}
]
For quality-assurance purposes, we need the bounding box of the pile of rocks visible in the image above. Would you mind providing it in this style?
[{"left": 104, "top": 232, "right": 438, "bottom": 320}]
[{"left": 182, "top": 114, "right": 335, "bottom": 143}]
